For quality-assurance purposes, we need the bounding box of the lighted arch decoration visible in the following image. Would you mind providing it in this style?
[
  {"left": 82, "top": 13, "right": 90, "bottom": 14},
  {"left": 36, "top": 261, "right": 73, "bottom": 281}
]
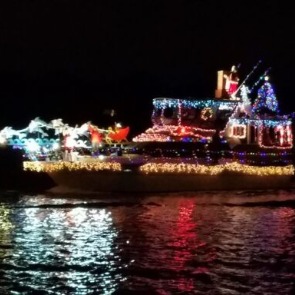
[
  {"left": 13, "top": 138, "right": 23, "bottom": 146},
  {"left": 8, "top": 139, "right": 14, "bottom": 146}
]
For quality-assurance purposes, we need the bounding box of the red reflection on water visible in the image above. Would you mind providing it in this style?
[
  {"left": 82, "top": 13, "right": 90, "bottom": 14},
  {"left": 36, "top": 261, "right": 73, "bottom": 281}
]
[
  {"left": 272, "top": 207, "right": 295, "bottom": 254},
  {"left": 168, "top": 199, "right": 209, "bottom": 293}
]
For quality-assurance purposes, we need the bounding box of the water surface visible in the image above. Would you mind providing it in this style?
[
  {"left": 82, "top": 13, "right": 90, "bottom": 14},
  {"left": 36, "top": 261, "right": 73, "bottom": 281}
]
[{"left": 0, "top": 190, "right": 295, "bottom": 294}]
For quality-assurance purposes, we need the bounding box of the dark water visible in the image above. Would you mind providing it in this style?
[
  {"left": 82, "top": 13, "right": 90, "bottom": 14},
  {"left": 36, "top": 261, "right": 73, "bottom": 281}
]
[{"left": 0, "top": 190, "right": 295, "bottom": 294}]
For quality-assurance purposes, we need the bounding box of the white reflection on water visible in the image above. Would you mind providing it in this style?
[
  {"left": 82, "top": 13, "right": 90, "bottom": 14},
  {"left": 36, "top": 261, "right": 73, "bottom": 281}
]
[
  {"left": 1, "top": 191, "right": 295, "bottom": 294},
  {"left": 2, "top": 204, "right": 124, "bottom": 294}
]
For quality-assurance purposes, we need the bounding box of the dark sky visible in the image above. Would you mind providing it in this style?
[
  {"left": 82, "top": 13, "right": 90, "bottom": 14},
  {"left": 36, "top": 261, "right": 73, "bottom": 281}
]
[{"left": 1, "top": 0, "right": 295, "bottom": 137}]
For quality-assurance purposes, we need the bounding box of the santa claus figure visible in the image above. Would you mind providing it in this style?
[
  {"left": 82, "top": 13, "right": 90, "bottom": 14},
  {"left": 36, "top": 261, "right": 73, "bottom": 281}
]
[{"left": 224, "top": 65, "right": 239, "bottom": 98}]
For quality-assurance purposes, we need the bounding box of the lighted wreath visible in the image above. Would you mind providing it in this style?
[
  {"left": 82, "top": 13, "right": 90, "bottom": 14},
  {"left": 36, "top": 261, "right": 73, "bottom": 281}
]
[{"left": 201, "top": 107, "right": 213, "bottom": 120}]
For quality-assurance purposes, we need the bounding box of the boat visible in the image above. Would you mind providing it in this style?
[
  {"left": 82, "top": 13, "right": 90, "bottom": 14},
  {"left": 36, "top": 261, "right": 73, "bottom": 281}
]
[
  {"left": 24, "top": 155, "right": 294, "bottom": 193},
  {"left": 2, "top": 63, "right": 295, "bottom": 192}
]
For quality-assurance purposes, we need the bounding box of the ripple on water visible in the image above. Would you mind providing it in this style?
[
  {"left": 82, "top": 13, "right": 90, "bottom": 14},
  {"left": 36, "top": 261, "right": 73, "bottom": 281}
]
[{"left": 0, "top": 191, "right": 294, "bottom": 294}]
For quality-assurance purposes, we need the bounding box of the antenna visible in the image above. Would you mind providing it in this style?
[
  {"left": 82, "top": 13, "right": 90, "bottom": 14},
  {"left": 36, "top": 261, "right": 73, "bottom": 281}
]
[
  {"left": 249, "top": 67, "right": 271, "bottom": 93},
  {"left": 232, "top": 60, "right": 262, "bottom": 97}
]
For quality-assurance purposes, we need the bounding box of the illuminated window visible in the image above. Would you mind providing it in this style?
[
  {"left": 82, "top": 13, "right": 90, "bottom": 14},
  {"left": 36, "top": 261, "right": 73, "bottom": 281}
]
[{"left": 232, "top": 125, "right": 246, "bottom": 138}]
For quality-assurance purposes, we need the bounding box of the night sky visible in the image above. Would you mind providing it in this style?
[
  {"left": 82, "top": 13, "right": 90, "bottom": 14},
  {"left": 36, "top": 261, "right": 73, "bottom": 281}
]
[{"left": 1, "top": 1, "right": 295, "bottom": 137}]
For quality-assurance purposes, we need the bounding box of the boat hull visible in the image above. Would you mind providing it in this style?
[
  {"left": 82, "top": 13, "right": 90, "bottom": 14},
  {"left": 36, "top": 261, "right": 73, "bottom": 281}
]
[{"left": 46, "top": 170, "right": 294, "bottom": 193}]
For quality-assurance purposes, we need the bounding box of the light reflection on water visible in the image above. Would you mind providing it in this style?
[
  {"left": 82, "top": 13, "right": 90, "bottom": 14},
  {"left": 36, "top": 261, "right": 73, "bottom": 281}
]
[
  {"left": 0, "top": 191, "right": 295, "bottom": 294},
  {"left": 0, "top": 197, "right": 125, "bottom": 294}
]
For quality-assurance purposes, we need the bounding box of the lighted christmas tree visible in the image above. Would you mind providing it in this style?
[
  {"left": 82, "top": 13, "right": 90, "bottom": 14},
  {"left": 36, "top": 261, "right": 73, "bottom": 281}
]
[{"left": 252, "top": 76, "right": 279, "bottom": 115}]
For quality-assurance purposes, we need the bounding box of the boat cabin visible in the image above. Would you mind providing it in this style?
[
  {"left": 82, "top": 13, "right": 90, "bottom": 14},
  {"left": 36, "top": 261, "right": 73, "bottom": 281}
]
[{"left": 133, "top": 66, "right": 293, "bottom": 151}]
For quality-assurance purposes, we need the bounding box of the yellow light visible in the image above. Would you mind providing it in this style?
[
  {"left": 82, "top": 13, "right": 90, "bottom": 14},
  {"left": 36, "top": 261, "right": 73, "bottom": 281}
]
[
  {"left": 23, "top": 160, "right": 294, "bottom": 176},
  {"left": 139, "top": 161, "right": 294, "bottom": 176},
  {"left": 23, "top": 160, "right": 122, "bottom": 173}
]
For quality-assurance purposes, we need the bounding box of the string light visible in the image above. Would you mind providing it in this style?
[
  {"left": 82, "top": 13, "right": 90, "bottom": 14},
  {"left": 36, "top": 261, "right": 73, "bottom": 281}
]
[
  {"left": 23, "top": 160, "right": 122, "bottom": 173},
  {"left": 24, "top": 160, "right": 294, "bottom": 176},
  {"left": 153, "top": 98, "right": 238, "bottom": 110},
  {"left": 3, "top": 63, "right": 295, "bottom": 174}
]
